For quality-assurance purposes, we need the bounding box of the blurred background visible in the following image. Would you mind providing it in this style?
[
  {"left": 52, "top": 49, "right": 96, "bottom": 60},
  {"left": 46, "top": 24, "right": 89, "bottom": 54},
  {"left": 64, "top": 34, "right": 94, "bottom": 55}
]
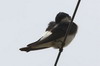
[{"left": 0, "top": 0, "right": 100, "bottom": 66}]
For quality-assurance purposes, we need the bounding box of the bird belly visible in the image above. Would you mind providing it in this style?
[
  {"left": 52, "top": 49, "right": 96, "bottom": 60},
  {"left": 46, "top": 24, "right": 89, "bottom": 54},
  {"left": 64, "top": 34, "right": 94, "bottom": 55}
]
[{"left": 52, "top": 34, "right": 76, "bottom": 48}]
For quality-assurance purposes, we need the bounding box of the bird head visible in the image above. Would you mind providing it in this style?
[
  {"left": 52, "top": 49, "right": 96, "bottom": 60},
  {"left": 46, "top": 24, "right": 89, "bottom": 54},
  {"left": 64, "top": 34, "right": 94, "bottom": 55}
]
[{"left": 55, "top": 12, "right": 71, "bottom": 23}]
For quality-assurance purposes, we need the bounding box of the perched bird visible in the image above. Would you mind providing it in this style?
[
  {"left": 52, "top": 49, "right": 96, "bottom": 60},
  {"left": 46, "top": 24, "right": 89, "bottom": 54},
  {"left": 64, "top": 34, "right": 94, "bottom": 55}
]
[{"left": 19, "top": 12, "right": 78, "bottom": 52}]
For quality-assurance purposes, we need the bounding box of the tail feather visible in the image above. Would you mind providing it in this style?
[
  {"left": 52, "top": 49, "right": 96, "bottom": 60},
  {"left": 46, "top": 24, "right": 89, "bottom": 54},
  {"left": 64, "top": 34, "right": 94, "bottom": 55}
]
[
  {"left": 19, "top": 41, "right": 52, "bottom": 52},
  {"left": 19, "top": 46, "right": 49, "bottom": 52},
  {"left": 19, "top": 47, "right": 31, "bottom": 52}
]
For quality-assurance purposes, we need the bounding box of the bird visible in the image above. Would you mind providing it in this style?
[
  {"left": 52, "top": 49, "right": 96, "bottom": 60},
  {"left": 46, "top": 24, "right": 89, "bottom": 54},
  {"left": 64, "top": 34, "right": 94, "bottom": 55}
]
[{"left": 19, "top": 12, "right": 78, "bottom": 52}]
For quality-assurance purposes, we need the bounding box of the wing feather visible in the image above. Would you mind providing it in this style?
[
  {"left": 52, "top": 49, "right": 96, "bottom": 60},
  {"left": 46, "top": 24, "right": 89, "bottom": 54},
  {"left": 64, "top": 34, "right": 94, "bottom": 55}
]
[{"left": 27, "top": 22, "right": 77, "bottom": 47}]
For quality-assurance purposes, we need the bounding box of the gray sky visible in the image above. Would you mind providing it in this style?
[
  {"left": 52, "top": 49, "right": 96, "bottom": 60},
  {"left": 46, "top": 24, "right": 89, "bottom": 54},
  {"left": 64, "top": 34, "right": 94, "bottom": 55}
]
[{"left": 0, "top": 0, "right": 100, "bottom": 66}]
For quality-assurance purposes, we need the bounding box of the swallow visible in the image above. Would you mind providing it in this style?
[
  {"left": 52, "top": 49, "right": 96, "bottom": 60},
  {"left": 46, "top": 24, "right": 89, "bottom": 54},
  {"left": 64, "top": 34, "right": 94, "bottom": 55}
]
[{"left": 19, "top": 12, "right": 78, "bottom": 52}]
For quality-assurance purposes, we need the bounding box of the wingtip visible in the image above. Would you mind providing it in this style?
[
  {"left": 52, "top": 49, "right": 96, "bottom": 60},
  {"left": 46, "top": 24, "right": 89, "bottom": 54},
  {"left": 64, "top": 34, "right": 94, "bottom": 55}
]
[{"left": 19, "top": 47, "right": 30, "bottom": 52}]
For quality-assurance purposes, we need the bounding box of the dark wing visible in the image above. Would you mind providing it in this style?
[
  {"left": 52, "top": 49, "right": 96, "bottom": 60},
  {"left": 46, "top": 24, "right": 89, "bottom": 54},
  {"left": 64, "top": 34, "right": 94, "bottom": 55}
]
[
  {"left": 46, "top": 21, "right": 56, "bottom": 31},
  {"left": 27, "top": 22, "right": 78, "bottom": 47},
  {"left": 20, "top": 22, "right": 78, "bottom": 52},
  {"left": 28, "top": 22, "right": 69, "bottom": 46},
  {"left": 37, "top": 22, "right": 69, "bottom": 44}
]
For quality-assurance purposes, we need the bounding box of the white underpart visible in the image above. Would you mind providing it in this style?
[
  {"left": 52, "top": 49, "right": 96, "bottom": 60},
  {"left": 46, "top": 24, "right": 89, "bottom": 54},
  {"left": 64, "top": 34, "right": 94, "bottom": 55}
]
[
  {"left": 40, "top": 31, "right": 52, "bottom": 40},
  {"left": 53, "top": 34, "right": 76, "bottom": 48},
  {"left": 61, "top": 17, "right": 71, "bottom": 22}
]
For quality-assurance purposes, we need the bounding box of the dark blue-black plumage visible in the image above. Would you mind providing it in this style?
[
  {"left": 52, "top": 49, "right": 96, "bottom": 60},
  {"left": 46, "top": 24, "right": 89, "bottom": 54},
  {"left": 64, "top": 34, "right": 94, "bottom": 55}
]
[{"left": 19, "top": 12, "right": 78, "bottom": 52}]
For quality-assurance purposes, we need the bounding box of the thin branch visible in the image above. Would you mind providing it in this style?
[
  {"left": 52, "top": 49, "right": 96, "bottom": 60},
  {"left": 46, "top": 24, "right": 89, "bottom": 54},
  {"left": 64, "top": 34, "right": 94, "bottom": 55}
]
[{"left": 54, "top": 0, "right": 81, "bottom": 66}]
